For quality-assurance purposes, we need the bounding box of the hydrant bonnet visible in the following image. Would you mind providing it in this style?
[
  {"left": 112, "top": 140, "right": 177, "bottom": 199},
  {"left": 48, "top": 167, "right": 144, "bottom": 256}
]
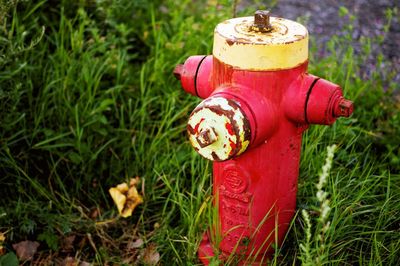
[{"left": 213, "top": 15, "right": 309, "bottom": 70}]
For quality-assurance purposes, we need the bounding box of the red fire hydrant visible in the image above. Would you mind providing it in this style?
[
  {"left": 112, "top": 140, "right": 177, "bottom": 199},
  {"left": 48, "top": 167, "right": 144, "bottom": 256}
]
[{"left": 174, "top": 10, "right": 353, "bottom": 264}]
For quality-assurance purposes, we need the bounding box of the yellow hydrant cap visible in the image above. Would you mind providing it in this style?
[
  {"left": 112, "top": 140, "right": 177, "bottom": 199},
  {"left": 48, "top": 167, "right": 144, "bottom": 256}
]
[{"left": 213, "top": 11, "right": 309, "bottom": 70}]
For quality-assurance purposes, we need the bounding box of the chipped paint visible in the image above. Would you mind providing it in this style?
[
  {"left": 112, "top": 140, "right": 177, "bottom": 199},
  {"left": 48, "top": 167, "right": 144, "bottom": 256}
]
[
  {"left": 187, "top": 97, "right": 250, "bottom": 161},
  {"left": 213, "top": 16, "right": 308, "bottom": 70}
]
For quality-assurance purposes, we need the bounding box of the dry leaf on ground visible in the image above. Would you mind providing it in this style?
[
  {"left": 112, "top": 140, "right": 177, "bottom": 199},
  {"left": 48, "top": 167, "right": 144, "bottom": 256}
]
[
  {"left": 61, "top": 257, "right": 78, "bottom": 266},
  {"left": 109, "top": 177, "right": 143, "bottom": 218},
  {"left": 89, "top": 207, "right": 100, "bottom": 220},
  {"left": 61, "top": 235, "right": 76, "bottom": 252},
  {"left": 127, "top": 238, "right": 144, "bottom": 249},
  {"left": 141, "top": 243, "right": 160, "bottom": 265},
  {"left": 61, "top": 256, "right": 91, "bottom": 266},
  {"left": 12, "top": 240, "right": 40, "bottom": 260}
]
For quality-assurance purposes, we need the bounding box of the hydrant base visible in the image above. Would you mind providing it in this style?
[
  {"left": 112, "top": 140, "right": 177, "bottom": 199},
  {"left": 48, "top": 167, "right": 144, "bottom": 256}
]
[
  {"left": 198, "top": 232, "right": 271, "bottom": 265},
  {"left": 198, "top": 233, "right": 214, "bottom": 265}
]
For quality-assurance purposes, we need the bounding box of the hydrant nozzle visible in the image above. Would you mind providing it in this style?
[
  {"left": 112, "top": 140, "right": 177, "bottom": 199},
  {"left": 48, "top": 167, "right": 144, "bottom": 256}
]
[
  {"left": 196, "top": 126, "right": 218, "bottom": 148},
  {"left": 173, "top": 64, "right": 184, "bottom": 80},
  {"left": 334, "top": 98, "right": 354, "bottom": 118}
]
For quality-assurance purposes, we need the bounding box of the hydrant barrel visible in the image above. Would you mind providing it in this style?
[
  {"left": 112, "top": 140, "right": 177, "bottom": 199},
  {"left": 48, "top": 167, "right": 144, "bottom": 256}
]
[{"left": 174, "top": 10, "right": 353, "bottom": 265}]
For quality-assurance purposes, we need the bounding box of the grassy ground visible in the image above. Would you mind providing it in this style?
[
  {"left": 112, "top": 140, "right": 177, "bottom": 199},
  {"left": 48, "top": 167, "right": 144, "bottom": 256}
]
[{"left": 0, "top": 0, "right": 399, "bottom": 265}]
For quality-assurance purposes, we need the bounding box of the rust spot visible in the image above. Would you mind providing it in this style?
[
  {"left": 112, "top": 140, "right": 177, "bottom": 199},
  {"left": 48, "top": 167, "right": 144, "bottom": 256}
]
[
  {"left": 207, "top": 105, "right": 236, "bottom": 118},
  {"left": 243, "top": 117, "right": 251, "bottom": 144},
  {"left": 229, "top": 99, "right": 251, "bottom": 150},
  {"left": 211, "top": 151, "right": 220, "bottom": 161},
  {"left": 229, "top": 116, "right": 242, "bottom": 153},
  {"left": 294, "top": 34, "right": 305, "bottom": 40},
  {"left": 211, "top": 97, "right": 251, "bottom": 156},
  {"left": 286, "top": 40, "right": 296, "bottom": 44},
  {"left": 225, "top": 99, "right": 240, "bottom": 110},
  {"left": 202, "top": 103, "right": 242, "bottom": 158},
  {"left": 226, "top": 37, "right": 253, "bottom": 45},
  {"left": 235, "top": 37, "right": 252, "bottom": 43},
  {"left": 187, "top": 124, "right": 195, "bottom": 135},
  {"left": 226, "top": 39, "right": 235, "bottom": 46},
  {"left": 196, "top": 127, "right": 217, "bottom": 148}
]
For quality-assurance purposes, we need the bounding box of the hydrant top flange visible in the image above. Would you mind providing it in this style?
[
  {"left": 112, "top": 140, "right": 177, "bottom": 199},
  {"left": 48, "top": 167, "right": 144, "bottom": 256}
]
[{"left": 213, "top": 15, "right": 309, "bottom": 70}]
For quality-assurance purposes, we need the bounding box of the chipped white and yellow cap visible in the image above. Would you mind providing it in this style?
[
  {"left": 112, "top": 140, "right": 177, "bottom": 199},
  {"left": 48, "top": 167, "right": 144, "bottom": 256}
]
[
  {"left": 187, "top": 97, "right": 251, "bottom": 161},
  {"left": 213, "top": 11, "right": 308, "bottom": 70}
]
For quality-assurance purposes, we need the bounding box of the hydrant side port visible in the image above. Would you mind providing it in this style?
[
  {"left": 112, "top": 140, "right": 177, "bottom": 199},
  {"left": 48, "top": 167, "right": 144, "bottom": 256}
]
[
  {"left": 284, "top": 75, "right": 354, "bottom": 125},
  {"left": 174, "top": 11, "right": 354, "bottom": 265},
  {"left": 173, "top": 55, "right": 213, "bottom": 99},
  {"left": 187, "top": 85, "right": 278, "bottom": 161},
  {"left": 211, "top": 86, "right": 278, "bottom": 147}
]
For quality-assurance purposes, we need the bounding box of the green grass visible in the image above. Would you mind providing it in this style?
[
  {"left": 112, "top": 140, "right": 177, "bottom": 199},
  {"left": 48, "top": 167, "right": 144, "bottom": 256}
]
[{"left": 0, "top": 0, "right": 399, "bottom": 265}]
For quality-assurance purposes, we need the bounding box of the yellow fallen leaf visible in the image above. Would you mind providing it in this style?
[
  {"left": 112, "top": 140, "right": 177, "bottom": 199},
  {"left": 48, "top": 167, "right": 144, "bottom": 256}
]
[
  {"left": 0, "top": 232, "right": 6, "bottom": 255},
  {"left": 0, "top": 231, "right": 8, "bottom": 257},
  {"left": 109, "top": 186, "right": 127, "bottom": 214},
  {"left": 109, "top": 177, "right": 143, "bottom": 218}
]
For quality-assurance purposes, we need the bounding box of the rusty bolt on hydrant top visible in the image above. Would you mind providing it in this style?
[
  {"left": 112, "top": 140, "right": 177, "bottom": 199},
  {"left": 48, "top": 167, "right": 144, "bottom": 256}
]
[{"left": 174, "top": 10, "right": 353, "bottom": 265}]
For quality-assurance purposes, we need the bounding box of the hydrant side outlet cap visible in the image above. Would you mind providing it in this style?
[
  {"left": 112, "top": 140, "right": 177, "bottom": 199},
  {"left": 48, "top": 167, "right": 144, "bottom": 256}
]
[
  {"left": 187, "top": 97, "right": 251, "bottom": 161},
  {"left": 213, "top": 16, "right": 309, "bottom": 70}
]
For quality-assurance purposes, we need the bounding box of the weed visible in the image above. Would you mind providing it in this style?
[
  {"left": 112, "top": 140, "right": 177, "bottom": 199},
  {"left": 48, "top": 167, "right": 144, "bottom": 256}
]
[{"left": 299, "top": 145, "right": 336, "bottom": 265}]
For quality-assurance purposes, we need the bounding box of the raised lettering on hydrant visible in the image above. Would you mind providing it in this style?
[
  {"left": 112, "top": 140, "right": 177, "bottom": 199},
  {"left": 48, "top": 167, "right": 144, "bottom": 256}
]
[{"left": 174, "top": 10, "right": 353, "bottom": 265}]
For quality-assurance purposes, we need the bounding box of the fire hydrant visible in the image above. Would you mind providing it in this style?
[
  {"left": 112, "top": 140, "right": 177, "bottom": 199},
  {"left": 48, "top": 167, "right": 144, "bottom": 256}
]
[{"left": 174, "top": 10, "right": 353, "bottom": 264}]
